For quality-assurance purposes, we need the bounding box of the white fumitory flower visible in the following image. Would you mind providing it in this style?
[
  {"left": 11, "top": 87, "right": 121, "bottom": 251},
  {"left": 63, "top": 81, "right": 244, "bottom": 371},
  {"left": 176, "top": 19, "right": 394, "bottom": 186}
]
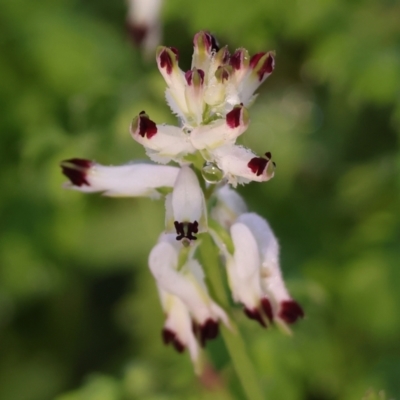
[
  {"left": 149, "top": 234, "right": 229, "bottom": 360},
  {"left": 126, "top": 0, "right": 163, "bottom": 58},
  {"left": 61, "top": 31, "right": 304, "bottom": 372},
  {"left": 228, "top": 213, "right": 304, "bottom": 329}
]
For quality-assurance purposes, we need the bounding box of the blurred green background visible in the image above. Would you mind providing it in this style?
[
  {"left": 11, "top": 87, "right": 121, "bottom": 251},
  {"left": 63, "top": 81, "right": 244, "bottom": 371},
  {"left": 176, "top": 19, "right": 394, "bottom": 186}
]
[{"left": 0, "top": 0, "right": 399, "bottom": 399}]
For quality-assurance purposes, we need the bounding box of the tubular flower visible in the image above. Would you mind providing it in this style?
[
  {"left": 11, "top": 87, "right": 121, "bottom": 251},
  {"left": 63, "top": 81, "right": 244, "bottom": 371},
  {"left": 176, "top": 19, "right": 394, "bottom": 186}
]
[
  {"left": 60, "top": 31, "right": 303, "bottom": 372},
  {"left": 126, "top": 0, "right": 163, "bottom": 58},
  {"left": 229, "top": 213, "right": 304, "bottom": 330}
]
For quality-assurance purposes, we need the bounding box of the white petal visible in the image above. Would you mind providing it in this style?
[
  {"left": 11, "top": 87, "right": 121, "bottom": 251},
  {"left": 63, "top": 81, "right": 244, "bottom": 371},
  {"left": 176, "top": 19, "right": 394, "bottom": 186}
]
[
  {"left": 171, "top": 166, "right": 207, "bottom": 232},
  {"left": 61, "top": 159, "right": 179, "bottom": 198},
  {"left": 229, "top": 222, "right": 263, "bottom": 309}
]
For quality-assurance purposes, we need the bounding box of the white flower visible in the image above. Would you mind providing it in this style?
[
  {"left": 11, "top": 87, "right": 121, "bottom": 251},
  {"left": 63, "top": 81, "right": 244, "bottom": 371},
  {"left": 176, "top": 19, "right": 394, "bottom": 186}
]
[
  {"left": 158, "top": 288, "right": 201, "bottom": 372},
  {"left": 149, "top": 234, "right": 229, "bottom": 351},
  {"left": 60, "top": 158, "right": 179, "bottom": 198},
  {"left": 164, "top": 166, "right": 207, "bottom": 243},
  {"left": 232, "top": 213, "right": 304, "bottom": 328},
  {"left": 126, "top": 0, "right": 163, "bottom": 58}
]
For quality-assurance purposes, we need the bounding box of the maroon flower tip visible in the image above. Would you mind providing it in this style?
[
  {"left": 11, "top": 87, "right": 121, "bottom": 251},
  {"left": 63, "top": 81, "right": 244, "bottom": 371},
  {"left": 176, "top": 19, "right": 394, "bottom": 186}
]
[
  {"left": 261, "top": 297, "right": 273, "bottom": 322},
  {"left": 185, "top": 68, "right": 205, "bottom": 85},
  {"left": 216, "top": 66, "right": 230, "bottom": 82},
  {"left": 159, "top": 47, "right": 178, "bottom": 74},
  {"left": 174, "top": 221, "right": 199, "bottom": 241},
  {"left": 248, "top": 157, "right": 268, "bottom": 176},
  {"left": 199, "top": 319, "right": 219, "bottom": 346},
  {"left": 162, "top": 328, "right": 185, "bottom": 353},
  {"left": 126, "top": 21, "right": 148, "bottom": 46},
  {"left": 244, "top": 307, "right": 267, "bottom": 328},
  {"left": 250, "top": 52, "right": 275, "bottom": 81},
  {"left": 279, "top": 300, "right": 304, "bottom": 324},
  {"left": 230, "top": 49, "right": 244, "bottom": 70},
  {"left": 60, "top": 158, "right": 92, "bottom": 187},
  {"left": 226, "top": 106, "right": 242, "bottom": 128},
  {"left": 138, "top": 112, "right": 157, "bottom": 139}
]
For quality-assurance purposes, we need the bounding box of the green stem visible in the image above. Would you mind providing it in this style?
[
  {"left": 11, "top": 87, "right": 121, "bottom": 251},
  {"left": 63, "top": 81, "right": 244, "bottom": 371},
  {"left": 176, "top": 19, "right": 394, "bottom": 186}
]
[{"left": 198, "top": 235, "right": 265, "bottom": 400}]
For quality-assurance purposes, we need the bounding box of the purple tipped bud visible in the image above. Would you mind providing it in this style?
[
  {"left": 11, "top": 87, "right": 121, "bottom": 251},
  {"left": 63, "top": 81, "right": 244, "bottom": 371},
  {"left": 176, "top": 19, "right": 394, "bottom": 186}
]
[
  {"left": 60, "top": 158, "right": 92, "bottom": 187},
  {"left": 131, "top": 111, "right": 158, "bottom": 139},
  {"left": 248, "top": 151, "right": 274, "bottom": 176},
  {"left": 279, "top": 300, "right": 304, "bottom": 324},
  {"left": 230, "top": 48, "right": 250, "bottom": 71},
  {"left": 215, "top": 65, "right": 232, "bottom": 83},
  {"left": 250, "top": 52, "right": 275, "bottom": 81},
  {"left": 216, "top": 46, "right": 230, "bottom": 64},
  {"left": 157, "top": 46, "right": 179, "bottom": 75},
  {"left": 185, "top": 68, "right": 205, "bottom": 86},
  {"left": 193, "top": 31, "right": 219, "bottom": 54},
  {"left": 226, "top": 104, "right": 248, "bottom": 129},
  {"left": 248, "top": 157, "right": 268, "bottom": 176}
]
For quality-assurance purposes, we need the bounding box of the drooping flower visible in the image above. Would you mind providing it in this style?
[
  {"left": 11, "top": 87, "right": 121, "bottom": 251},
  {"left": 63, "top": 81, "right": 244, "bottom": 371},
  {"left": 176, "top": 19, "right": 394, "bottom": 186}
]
[
  {"left": 149, "top": 234, "right": 229, "bottom": 353},
  {"left": 228, "top": 213, "right": 304, "bottom": 330}
]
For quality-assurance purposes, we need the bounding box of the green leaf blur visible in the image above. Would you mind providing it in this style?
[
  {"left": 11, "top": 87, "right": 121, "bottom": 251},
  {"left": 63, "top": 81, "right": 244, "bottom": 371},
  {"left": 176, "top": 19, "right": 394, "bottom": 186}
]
[{"left": 0, "top": 0, "right": 399, "bottom": 399}]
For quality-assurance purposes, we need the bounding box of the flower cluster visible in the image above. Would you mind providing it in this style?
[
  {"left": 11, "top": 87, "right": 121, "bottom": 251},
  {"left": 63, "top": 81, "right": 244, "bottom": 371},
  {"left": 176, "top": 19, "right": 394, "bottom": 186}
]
[{"left": 61, "top": 31, "right": 303, "bottom": 372}]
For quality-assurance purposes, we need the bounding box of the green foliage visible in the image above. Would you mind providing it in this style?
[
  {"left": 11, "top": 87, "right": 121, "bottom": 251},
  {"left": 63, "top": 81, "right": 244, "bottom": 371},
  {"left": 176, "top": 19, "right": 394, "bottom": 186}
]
[{"left": 0, "top": 0, "right": 399, "bottom": 399}]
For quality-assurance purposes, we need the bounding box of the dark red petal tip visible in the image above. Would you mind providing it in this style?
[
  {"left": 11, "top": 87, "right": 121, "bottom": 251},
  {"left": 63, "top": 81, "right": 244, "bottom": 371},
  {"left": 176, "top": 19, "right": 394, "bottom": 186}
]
[
  {"left": 159, "top": 47, "right": 178, "bottom": 74},
  {"left": 60, "top": 158, "right": 92, "bottom": 187},
  {"left": 226, "top": 105, "right": 242, "bottom": 128},
  {"left": 248, "top": 157, "right": 268, "bottom": 176},
  {"left": 126, "top": 21, "right": 148, "bottom": 46},
  {"left": 250, "top": 52, "right": 275, "bottom": 81},
  {"left": 138, "top": 112, "right": 157, "bottom": 139},
  {"left": 279, "top": 300, "right": 304, "bottom": 324},
  {"left": 162, "top": 328, "right": 185, "bottom": 353},
  {"left": 244, "top": 307, "right": 267, "bottom": 328},
  {"left": 185, "top": 68, "right": 205, "bottom": 86},
  {"left": 261, "top": 297, "right": 273, "bottom": 322},
  {"left": 199, "top": 319, "right": 219, "bottom": 346},
  {"left": 230, "top": 49, "right": 247, "bottom": 70},
  {"left": 174, "top": 221, "right": 199, "bottom": 241}
]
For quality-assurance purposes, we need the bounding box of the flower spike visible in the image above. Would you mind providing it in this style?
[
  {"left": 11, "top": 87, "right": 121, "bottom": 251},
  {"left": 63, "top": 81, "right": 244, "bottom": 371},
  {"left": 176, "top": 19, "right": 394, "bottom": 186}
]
[{"left": 61, "top": 31, "right": 303, "bottom": 373}]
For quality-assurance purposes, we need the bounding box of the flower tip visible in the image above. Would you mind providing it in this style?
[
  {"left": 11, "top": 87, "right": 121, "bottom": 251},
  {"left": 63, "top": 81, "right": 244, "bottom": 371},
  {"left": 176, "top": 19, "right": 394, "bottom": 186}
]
[
  {"left": 194, "top": 318, "right": 219, "bottom": 347},
  {"left": 278, "top": 300, "right": 304, "bottom": 324},
  {"left": 250, "top": 51, "right": 275, "bottom": 81},
  {"left": 130, "top": 111, "right": 158, "bottom": 139},
  {"left": 156, "top": 46, "right": 179, "bottom": 74},
  {"left": 247, "top": 152, "right": 275, "bottom": 179},
  {"left": 162, "top": 328, "right": 186, "bottom": 353},
  {"left": 60, "top": 158, "right": 92, "bottom": 187},
  {"left": 126, "top": 21, "right": 148, "bottom": 46},
  {"left": 193, "top": 31, "right": 219, "bottom": 53},
  {"left": 226, "top": 104, "right": 249, "bottom": 129}
]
